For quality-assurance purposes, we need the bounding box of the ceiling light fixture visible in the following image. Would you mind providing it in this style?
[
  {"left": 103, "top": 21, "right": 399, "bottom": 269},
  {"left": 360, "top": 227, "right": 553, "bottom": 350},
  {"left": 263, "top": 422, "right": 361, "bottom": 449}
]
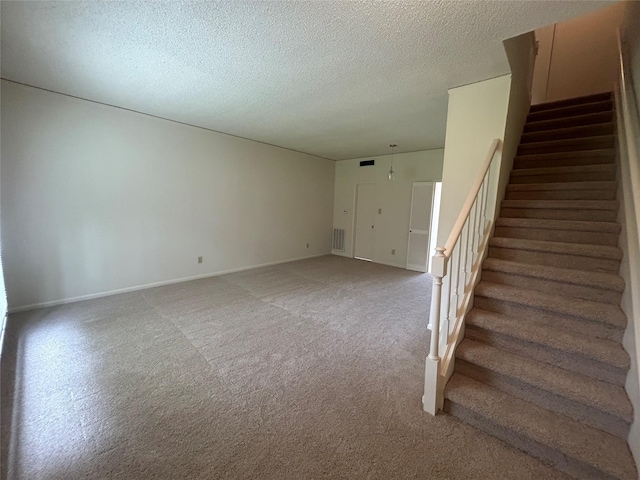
[{"left": 388, "top": 144, "right": 397, "bottom": 181}]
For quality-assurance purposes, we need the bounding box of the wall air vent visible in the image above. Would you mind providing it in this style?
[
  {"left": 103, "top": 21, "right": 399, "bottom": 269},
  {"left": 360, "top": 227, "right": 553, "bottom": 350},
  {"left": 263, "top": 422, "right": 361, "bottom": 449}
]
[
  {"left": 332, "top": 228, "right": 345, "bottom": 252},
  {"left": 359, "top": 160, "right": 375, "bottom": 167}
]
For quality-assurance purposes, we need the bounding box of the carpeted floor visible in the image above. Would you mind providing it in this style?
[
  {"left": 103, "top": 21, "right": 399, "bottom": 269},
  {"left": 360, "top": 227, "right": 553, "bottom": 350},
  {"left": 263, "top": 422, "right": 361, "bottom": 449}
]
[{"left": 1, "top": 255, "right": 569, "bottom": 479}]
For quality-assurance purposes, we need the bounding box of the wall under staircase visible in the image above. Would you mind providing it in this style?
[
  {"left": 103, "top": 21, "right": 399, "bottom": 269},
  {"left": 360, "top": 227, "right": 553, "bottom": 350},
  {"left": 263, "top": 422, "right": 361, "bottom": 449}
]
[{"left": 443, "top": 92, "right": 638, "bottom": 480}]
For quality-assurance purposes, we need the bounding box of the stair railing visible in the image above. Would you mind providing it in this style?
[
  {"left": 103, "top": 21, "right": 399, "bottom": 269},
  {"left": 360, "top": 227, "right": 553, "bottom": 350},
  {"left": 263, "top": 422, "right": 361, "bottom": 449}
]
[{"left": 423, "top": 138, "right": 502, "bottom": 415}]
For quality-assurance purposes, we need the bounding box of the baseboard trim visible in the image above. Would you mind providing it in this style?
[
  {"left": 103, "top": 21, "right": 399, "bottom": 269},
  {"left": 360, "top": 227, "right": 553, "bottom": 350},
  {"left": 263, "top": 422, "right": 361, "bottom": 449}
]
[
  {"left": 330, "top": 252, "right": 410, "bottom": 271},
  {"left": 375, "top": 260, "right": 411, "bottom": 270},
  {"left": 8, "top": 253, "right": 329, "bottom": 314}
]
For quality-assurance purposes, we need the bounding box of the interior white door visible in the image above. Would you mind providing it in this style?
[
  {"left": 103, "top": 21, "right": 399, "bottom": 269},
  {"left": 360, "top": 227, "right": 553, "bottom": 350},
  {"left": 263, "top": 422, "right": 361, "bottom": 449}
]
[
  {"left": 354, "top": 183, "right": 376, "bottom": 261},
  {"left": 406, "top": 182, "right": 435, "bottom": 272}
]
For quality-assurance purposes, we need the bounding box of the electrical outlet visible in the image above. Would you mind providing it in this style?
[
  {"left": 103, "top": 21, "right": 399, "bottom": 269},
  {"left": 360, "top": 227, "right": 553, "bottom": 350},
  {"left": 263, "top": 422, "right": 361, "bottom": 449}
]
[
  {"left": 391, "top": 249, "right": 396, "bottom": 255},
  {"left": 306, "top": 243, "right": 310, "bottom": 248},
  {"left": 198, "top": 256, "right": 203, "bottom": 264}
]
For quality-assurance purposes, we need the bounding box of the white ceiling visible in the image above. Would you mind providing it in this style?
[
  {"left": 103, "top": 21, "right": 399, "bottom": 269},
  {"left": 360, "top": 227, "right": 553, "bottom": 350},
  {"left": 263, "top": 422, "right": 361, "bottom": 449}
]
[{"left": 0, "top": 1, "right": 614, "bottom": 160}]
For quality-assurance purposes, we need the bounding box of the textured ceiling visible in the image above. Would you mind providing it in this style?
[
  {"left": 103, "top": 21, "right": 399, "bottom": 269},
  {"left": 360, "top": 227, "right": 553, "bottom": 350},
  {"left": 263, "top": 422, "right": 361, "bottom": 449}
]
[{"left": 0, "top": 1, "right": 614, "bottom": 160}]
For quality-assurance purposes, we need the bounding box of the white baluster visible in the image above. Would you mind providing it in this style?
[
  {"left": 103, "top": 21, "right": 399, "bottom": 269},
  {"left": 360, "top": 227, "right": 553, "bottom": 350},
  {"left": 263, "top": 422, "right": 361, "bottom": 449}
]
[
  {"left": 462, "top": 217, "right": 470, "bottom": 279},
  {"left": 482, "top": 162, "right": 492, "bottom": 236},
  {"left": 476, "top": 181, "right": 485, "bottom": 252},
  {"left": 469, "top": 197, "right": 478, "bottom": 270},
  {"left": 443, "top": 251, "right": 453, "bottom": 342},
  {"left": 424, "top": 139, "right": 501, "bottom": 416},
  {"left": 428, "top": 246, "right": 446, "bottom": 359},
  {"left": 451, "top": 241, "right": 461, "bottom": 331}
]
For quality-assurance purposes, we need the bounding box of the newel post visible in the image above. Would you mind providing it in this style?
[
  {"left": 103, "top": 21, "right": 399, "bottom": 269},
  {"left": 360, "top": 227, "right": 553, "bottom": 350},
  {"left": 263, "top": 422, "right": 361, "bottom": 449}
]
[{"left": 423, "top": 246, "right": 447, "bottom": 415}]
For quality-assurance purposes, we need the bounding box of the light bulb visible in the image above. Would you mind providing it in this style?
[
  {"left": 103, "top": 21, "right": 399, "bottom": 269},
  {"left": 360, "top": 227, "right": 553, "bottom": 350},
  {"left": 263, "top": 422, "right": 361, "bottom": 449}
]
[{"left": 388, "top": 143, "right": 397, "bottom": 181}]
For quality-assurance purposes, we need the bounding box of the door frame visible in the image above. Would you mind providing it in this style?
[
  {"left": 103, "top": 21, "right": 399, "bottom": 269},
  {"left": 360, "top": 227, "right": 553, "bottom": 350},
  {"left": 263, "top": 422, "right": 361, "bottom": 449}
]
[{"left": 406, "top": 181, "right": 435, "bottom": 272}]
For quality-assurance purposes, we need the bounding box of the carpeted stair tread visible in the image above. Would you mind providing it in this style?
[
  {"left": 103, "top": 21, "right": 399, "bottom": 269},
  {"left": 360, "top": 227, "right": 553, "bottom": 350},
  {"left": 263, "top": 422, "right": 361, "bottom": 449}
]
[
  {"left": 482, "top": 258, "right": 624, "bottom": 292},
  {"left": 500, "top": 200, "right": 619, "bottom": 221},
  {"left": 506, "top": 180, "right": 617, "bottom": 192},
  {"left": 529, "top": 92, "right": 612, "bottom": 113},
  {"left": 520, "top": 123, "right": 614, "bottom": 144},
  {"left": 481, "top": 258, "right": 622, "bottom": 303},
  {"left": 504, "top": 188, "right": 616, "bottom": 201},
  {"left": 511, "top": 163, "right": 616, "bottom": 178},
  {"left": 444, "top": 373, "right": 636, "bottom": 480},
  {"left": 509, "top": 165, "right": 616, "bottom": 185},
  {"left": 466, "top": 308, "right": 629, "bottom": 370},
  {"left": 489, "top": 236, "right": 623, "bottom": 260},
  {"left": 493, "top": 217, "right": 621, "bottom": 247},
  {"left": 517, "top": 135, "right": 615, "bottom": 155},
  {"left": 502, "top": 199, "right": 618, "bottom": 212},
  {"left": 494, "top": 217, "right": 621, "bottom": 233},
  {"left": 523, "top": 111, "right": 614, "bottom": 134},
  {"left": 527, "top": 100, "right": 613, "bottom": 123},
  {"left": 446, "top": 92, "right": 636, "bottom": 477},
  {"left": 513, "top": 149, "right": 615, "bottom": 169},
  {"left": 445, "top": 92, "right": 636, "bottom": 475},
  {"left": 455, "top": 339, "right": 632, "bottom": 423},
  {"left": 475, "top": 281, "right": 626, "bottom": 328},
  {"left": 514, "top": 149, "right": 615, "bottom": 162}
]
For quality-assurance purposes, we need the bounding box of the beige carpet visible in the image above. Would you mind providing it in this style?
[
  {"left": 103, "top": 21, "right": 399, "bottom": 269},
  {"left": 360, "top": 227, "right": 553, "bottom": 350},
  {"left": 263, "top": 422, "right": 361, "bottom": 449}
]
[{"left": 1, "top": 255, "right": 568, "bottom": 479}]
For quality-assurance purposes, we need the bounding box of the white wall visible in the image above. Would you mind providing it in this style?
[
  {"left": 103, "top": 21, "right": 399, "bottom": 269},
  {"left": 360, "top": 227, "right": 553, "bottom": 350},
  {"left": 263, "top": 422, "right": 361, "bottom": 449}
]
[
  {"left": 627, "top": 1, "right": 640, "bottom": 116},
  {"left": 436, "top": 75, "right": 512, "bottom": 247},
  {"left": 531, "top": 24, "right": 555, "bottom": 105},
  {"left": 0, "top": 80, "right": 6, "bottom": 324},
  {"left": 533, "top": 2, "right": 629, "bottom": 104},
  {"left": 1, "top": 80, "right": 335, "bottom": 310},
  {"left": 619, "top": 0, "right": 640, "bottom": 468},
  {"left": 499, "top": 32, "right": 536, "bottom": 208},
  {"left": 332, "top": 150, "right": 444, "bottom": 268}
]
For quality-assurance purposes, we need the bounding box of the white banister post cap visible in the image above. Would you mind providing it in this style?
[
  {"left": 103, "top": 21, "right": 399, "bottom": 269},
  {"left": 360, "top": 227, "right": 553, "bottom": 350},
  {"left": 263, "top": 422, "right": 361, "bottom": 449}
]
[{"left": 431, "top": 246, "right": 447, "bottom": 277}]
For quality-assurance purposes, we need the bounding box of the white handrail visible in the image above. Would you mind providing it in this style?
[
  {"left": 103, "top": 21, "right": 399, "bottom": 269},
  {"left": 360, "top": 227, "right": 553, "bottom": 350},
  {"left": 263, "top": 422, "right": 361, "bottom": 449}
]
[
  {"left": 444, "top": 139, "right": 501, "bottom": 254},
  {"left": 423, "top": 138, "right": 502, "bottom": 415},
  {"left": 617, "top": 33, "right": 640, "bottom": 238}
]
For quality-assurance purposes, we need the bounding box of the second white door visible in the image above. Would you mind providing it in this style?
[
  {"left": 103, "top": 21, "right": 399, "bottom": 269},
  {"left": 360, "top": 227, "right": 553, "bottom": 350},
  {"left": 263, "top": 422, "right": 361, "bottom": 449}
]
[
  {"left": 354, "top": 183, "right": 376, "bottom": 261},
  {"left": 406, "top": 182, "right": 435, "bottom": 272}
]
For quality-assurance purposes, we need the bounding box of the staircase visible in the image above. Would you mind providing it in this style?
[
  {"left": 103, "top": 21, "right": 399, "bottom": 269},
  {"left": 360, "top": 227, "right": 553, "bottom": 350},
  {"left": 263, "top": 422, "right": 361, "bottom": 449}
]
[{"left": 443, "top": 92, "right": 638, "bottom": 479}]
